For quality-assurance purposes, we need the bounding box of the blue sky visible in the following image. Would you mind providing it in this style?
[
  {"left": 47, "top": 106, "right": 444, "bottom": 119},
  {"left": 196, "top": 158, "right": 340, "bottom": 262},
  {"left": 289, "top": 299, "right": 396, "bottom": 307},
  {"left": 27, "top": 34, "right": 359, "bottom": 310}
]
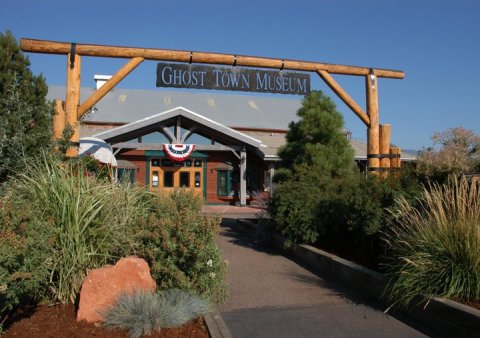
[{"left": 1, "top": 0, "right": 479, "bottom": 150}]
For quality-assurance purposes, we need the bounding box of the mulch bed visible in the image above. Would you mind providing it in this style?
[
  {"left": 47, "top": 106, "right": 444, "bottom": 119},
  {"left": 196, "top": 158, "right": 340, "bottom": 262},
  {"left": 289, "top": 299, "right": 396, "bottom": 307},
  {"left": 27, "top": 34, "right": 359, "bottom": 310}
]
[{"left": 3, "top": 304, "right": 210, "bottom": 338}]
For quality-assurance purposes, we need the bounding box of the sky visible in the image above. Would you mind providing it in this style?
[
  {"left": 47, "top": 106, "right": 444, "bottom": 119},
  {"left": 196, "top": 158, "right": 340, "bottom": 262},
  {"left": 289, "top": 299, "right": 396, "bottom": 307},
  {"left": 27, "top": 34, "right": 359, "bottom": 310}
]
[{"left": 1, "top": 0, "right": 479, "bottom": 150}]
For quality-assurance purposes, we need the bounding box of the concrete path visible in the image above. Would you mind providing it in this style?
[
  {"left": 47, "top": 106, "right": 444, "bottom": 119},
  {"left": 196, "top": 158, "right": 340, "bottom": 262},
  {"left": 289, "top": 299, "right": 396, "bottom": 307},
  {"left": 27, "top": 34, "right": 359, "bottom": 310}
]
[{"left": 215, "top": 218, "right": 441, "bottom": 338}]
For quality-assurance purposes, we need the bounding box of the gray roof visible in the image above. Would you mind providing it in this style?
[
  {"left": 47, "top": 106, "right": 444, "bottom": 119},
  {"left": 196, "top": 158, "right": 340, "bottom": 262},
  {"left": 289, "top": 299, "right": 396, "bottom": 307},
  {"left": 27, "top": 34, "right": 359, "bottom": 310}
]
[
  {"left": 47, "top": 86, "right": 416, "bottom": 161},
  {"left": 94, "top": 106, "right": 261, "bottom": 148},
  {"left": 47, "top": 86, "right": 302, "bottom": 130}
]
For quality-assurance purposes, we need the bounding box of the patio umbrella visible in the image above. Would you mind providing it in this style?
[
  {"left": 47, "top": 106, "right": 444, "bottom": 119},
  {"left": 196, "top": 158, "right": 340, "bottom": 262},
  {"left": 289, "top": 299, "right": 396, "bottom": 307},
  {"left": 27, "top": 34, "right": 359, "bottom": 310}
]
[{"left": 79, "top": 137, "right": 117, "bottom": 167}]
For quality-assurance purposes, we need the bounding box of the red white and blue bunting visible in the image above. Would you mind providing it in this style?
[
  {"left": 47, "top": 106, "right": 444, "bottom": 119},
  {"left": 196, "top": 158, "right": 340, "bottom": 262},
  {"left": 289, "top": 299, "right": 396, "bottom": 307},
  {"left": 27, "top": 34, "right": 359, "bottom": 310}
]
[{"left": 162, "top": 144, "right": 196, "bottom": 162}]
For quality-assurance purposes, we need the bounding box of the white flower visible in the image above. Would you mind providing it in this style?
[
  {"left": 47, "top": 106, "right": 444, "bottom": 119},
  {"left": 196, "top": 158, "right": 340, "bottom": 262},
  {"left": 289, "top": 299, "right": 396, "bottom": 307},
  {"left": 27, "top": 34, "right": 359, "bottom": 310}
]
[
  {"left": 206, "top": 259, "right": 213, "bottom": 267},
  {"left": 224, "top": 259, "right": 229, "bottom": 266},
  {"left": 0, "top": 284, "right": 7, "bottom": 294},
  {"left": 209, "top": 272, "right": 216, "bottom": 278}
]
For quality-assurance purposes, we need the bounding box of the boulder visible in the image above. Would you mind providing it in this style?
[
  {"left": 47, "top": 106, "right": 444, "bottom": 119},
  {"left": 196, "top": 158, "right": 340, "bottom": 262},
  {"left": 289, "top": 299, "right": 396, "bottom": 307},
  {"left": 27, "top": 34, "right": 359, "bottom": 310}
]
[{"left": 76, "top": 256, "right": 157, "bottom": 323}]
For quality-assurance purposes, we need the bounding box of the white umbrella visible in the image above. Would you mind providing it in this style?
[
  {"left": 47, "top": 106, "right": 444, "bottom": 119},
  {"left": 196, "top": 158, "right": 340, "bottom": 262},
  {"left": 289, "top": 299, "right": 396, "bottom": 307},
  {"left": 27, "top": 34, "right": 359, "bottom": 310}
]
[{"left": 79, "top": 137, "right": 117, "bottom": 167}]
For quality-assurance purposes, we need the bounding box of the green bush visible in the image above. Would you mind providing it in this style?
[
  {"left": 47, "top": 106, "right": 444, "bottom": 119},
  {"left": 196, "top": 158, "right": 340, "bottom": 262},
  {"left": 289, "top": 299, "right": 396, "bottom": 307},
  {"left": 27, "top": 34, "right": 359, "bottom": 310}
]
[
  {"left": 383, "top": 176, "right": 480, "bottom": 309},
  {"left": 102, "top": 289, "right": 211, "bottom": 338},
  {"left": 129, "top": 190, "right": 228, "bottom": 304},
  {"left": 270, "top": 168, "right": 421, "bottom": 267},
  {"left": 0, "top": 153, "right": 227, "bottom": 328}
]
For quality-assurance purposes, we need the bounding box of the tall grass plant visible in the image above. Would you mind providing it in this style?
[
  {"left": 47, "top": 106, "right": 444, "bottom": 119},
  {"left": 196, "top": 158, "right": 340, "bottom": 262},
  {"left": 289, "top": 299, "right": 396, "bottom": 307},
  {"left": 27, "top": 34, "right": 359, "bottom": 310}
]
[{"left": 383, "top": 176, "right": 480, "bottom": 308}]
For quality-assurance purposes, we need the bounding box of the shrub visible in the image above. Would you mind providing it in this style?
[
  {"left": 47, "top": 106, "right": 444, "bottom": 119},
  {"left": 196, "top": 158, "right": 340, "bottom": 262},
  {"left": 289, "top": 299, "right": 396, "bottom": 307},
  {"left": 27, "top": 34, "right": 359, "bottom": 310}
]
[
  {"left": 129, "top": 189, "right": 228, "bottom": 304},
  {"left": 383, "top": 176, "right": 480, "bottom": 309},
  {"left": 102, "top": 289, "right": 211, "bottom": 338},
  {"left": 0, "top": 153, "right": 151, "bottom": 306},
  {"left": 1, "top": 152, "right": 228, "bottom": 329},
  {"left": 270, "top": 168, "right": 421, "bottom": 267}
]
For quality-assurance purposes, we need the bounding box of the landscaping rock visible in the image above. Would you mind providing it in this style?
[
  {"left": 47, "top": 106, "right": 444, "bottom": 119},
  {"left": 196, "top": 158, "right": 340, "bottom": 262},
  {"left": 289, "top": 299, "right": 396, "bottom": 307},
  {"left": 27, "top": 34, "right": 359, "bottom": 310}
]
[{"left": 76, "top": 257, "right": 157, "bottom": 323}]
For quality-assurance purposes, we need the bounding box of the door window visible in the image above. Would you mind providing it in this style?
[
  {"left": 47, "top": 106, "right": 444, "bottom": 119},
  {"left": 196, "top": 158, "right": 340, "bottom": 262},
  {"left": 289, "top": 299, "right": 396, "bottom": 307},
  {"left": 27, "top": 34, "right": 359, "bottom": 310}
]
[{"left": 180, "top": 172, "right": 190, "bottom": 187}]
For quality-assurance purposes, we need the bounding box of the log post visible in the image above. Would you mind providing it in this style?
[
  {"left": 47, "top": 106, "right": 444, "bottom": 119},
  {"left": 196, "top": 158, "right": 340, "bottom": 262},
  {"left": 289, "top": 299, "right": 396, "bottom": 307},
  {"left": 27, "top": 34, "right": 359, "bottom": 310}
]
[
  {"left": 366, "top": 70, "right": 379, "bottom": 174},
  {"left": 65, "top": 52, "right": 81, "bottom": 157},
  {"left": 53, "top": 99, "right": 66, "bottom": 141},
  {"left": 390, "top": 147, "right": 402, "bottom": 172},
  {"left": 379, "top": 124, "right": 391, "bottom": 178}
]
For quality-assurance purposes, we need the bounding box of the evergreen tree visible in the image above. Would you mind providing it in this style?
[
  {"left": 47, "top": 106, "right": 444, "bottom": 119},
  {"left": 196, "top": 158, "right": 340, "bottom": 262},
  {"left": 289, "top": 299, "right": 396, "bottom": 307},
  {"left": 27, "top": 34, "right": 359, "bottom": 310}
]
[
  {"left": 277, "top": 90, "right": 356, "bottom": 179},
  {"left": 0, "top": 31, "right": 53, "bottom": 182}
]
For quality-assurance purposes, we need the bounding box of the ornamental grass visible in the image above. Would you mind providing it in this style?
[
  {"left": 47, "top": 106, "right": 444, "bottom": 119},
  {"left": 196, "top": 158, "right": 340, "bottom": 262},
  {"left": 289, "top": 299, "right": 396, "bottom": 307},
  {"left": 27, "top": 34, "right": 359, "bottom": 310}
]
[
  {"left": 3, "top": 153, "right": 152, "bottom": 304},
  {"left": 383, "top": 176, "right": 480, "bottom": 309},
  {"left": 102, "top": 289, "right": 211, "bottom": 338}
]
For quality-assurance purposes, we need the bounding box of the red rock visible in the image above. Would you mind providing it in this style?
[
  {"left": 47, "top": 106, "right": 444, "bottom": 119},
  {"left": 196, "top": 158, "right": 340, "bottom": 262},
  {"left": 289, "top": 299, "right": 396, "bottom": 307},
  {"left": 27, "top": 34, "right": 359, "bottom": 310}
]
[{"left": 76, "top": 257, "right": 157, "bottom": 323}]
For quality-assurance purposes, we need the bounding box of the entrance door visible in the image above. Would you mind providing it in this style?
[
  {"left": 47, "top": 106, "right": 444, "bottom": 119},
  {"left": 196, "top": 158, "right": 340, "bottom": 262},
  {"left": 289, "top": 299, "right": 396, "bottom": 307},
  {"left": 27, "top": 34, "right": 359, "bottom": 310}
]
[{"left": 150, "top": 158, "right": 203, "bottom": 196}]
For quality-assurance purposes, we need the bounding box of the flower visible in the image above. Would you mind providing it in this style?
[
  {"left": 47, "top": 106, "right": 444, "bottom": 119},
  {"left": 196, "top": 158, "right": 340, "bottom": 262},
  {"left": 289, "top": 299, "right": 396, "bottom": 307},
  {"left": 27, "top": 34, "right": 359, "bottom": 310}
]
[
  {"left": 206, "top": 259, "right": 213, "bottom": 267},
  {"left": 0, "top": 284, "right": 7, "bottom": 294},
  {"left": 209, "top": 272, "right": 216, "bottom": 278}
]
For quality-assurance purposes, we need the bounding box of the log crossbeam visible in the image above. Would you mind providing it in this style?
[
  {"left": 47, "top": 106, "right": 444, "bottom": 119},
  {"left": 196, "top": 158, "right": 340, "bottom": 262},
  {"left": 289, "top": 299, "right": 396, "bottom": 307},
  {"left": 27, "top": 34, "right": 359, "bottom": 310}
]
[{"left": 20, "top": 38, "right": 404, "bottom": 79}]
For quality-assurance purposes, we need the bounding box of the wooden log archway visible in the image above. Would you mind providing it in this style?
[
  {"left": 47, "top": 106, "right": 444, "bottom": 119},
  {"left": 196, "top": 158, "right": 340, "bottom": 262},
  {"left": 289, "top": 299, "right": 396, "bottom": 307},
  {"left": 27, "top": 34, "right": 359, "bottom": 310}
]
[{"left": 21, "top": 38, "right": 404, "bottom": 173}]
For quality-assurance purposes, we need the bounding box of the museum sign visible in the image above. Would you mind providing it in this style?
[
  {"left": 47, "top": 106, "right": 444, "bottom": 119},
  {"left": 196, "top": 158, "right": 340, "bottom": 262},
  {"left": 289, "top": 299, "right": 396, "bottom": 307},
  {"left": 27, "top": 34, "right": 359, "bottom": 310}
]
[{"left": 156, "top": 62, "right": 310, "bottom": 95}]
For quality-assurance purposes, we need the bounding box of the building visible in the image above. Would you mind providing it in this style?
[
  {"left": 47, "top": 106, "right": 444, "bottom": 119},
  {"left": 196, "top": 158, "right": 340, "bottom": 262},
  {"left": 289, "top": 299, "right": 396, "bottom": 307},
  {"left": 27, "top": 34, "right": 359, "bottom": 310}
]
[{"left": 47, "top": 82, "right": 415, "bottom": 205}]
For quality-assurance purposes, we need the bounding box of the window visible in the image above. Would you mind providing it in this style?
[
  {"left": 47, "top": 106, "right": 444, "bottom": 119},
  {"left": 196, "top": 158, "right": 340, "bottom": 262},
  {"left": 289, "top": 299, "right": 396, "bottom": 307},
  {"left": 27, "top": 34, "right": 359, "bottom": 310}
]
[
  {"left": 164, "top": 171, "right": 173, "bottom": 187},
  {"left": 217, "top": 170, "right": 237, "bottom": 197},
  {"left": 194, "top": 171, "right": 201, "bottom": 187},
  {"left": 180, "top": 172, "right": 190, "bottom": 187},
  {"left": 217, "top": 171, "right": 228, "bottom": 196},
  {"left": 152, "top": 171, "right": 159, "bottom": 187}
]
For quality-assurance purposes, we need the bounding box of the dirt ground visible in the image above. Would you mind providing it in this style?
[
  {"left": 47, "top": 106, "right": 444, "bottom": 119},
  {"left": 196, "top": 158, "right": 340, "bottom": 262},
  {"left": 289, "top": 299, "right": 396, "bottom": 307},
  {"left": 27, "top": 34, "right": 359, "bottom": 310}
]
[{"left": 3, "top": 304, "right": 210, "bottom": 338}]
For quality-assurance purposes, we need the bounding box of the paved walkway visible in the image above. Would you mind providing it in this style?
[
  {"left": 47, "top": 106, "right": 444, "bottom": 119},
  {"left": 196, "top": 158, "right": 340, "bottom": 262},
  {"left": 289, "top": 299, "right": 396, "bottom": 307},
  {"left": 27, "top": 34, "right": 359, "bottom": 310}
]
[{"left": 214, "top": 217, "right": 441, "bottom": 338}]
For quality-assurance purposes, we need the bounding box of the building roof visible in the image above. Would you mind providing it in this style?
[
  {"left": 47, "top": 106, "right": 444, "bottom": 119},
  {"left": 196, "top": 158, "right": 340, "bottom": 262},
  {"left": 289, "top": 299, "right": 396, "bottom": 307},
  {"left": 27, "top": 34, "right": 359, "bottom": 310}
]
[
  {"left": 47, "top": 85, "right": 302, "bottom": 130},
  {"left": 47, "top": 86, "right": 416, "bottom": 161},
  {"left": 93, "top": 106, "right": 262, "bottom": 148}
]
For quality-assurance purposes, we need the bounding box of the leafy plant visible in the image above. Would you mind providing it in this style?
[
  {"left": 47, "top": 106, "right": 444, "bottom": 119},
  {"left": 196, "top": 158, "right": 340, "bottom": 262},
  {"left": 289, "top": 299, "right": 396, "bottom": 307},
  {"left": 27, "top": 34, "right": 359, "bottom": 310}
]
[
  {"left": 129, "top": 189, "right": 228, "bottom": 304},
  {"left": 383, "top": 176, "right": 480, "bottom": 309},
  {"left": 102, "top": 289, "right": 211, "bottom": 338}
]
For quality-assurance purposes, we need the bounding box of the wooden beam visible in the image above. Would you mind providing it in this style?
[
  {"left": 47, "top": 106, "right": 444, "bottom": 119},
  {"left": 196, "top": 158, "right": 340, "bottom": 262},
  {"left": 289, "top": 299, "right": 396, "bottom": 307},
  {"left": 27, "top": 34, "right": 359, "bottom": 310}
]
[
  {"left": 20, "top": 38, "right": 405, "bottom": 79},
  {"left": 65, "top": 53, "right": 81, "bottom": 157},
  {"left": 366, "top": 70, "right": 379, "bottom": 173},
  {"left": 53, "top": 99, "right": 65, "bottom": 141},
  {"left": 317, "top": 70, "right": 370, "bottom": 126},
  {"left": 379, "top": 124, "right": 391, "bottom": 178},
  {"left": 78, "top": 57, "right": 144, "bottom": 117}
]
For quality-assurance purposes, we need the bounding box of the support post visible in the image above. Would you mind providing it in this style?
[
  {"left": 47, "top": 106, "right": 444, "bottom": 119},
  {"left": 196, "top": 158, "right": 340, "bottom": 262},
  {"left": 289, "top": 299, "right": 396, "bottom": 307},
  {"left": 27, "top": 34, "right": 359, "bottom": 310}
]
[
  {"left": 366, "top": 70, "right": 379, "bottom": 174},
  {"left": 268, "top": 162, "right": 275, "bottom": 195},
  {"left": 390, "top": 147, "right": 402, "bottom": 175},
  {"left": 379, "top": 124, "right": 391, "bottom": 178},
  {"left": 53, "top": 99, "right": 66, "bottom": 141},
  {"left": 240, "top": 148, "right": 247, "bottom": 206},
  {"left": 65, "top": 52, "right": 81, "bottom": 157}
]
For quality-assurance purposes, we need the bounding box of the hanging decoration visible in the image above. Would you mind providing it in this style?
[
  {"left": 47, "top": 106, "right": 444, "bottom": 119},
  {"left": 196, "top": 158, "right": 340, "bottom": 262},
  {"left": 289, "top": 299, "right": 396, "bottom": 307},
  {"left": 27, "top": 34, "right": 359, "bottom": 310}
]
[{"left": 162, "top": 144, "right": 196, "bottom": 161}]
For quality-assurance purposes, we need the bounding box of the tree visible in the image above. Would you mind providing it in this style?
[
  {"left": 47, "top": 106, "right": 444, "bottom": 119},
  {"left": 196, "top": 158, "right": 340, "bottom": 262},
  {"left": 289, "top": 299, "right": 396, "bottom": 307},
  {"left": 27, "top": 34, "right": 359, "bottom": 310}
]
[
  {"left": 0, "top": 31, "right": 53, "bottom": 182},
  {"left": 416, "top": 127, "right": 480, "bottom": 183},
  {"left": 270, "top": 91, "right": 358, "bottom": 246},
  {"left": 277, "top": 90, "right": 356, "bottom": 179}
]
